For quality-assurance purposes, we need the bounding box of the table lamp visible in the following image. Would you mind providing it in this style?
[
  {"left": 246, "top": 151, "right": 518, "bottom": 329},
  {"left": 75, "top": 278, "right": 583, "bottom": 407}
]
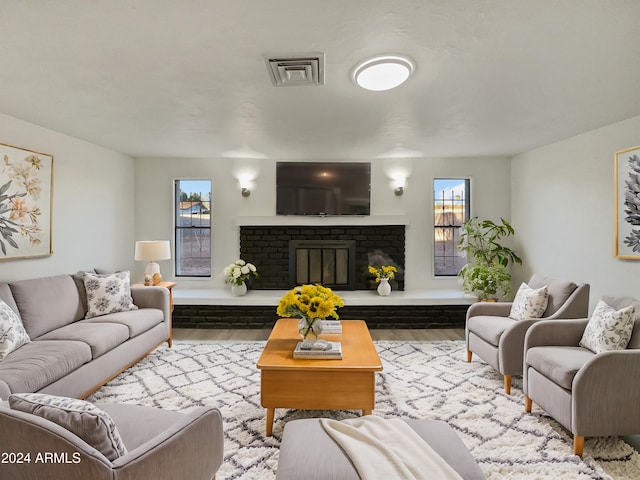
[{"left": 134, "top": 240, "right": 171, "bottom": 285}]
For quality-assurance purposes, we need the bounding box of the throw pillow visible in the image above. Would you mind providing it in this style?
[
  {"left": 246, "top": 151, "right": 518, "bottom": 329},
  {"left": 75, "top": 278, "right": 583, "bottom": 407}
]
[
  {"left": 9, "top": 393, "right": 128, "bottom": 461},
  {"left": 83, "top": 271, "right": 138, "bottom": 319},
  {"left": 509, "top": 283, "right": 549, "bottom": 321},
  {"left": 579, "top": 300, "right": 635, "bottom": 354},
  {"left": 0, "top": 298, "right": 30, "bottom": 361}
]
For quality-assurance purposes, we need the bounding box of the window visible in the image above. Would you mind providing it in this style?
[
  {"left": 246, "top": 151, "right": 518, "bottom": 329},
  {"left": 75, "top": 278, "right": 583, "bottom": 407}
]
[
  {"left": 174, "top": 180, "right": 211, "bottom": 277},
  {"left": 434, "top": 178, "right": 470, "bottom": 276}
]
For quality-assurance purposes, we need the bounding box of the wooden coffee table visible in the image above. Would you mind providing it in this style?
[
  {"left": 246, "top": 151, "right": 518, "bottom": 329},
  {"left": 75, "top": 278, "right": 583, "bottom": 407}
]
[{"left": 256, "top": 318, "right": 383, "bottom": 436}]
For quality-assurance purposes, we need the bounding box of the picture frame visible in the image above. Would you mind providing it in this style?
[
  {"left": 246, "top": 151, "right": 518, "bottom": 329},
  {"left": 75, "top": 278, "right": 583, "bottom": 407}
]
[
  {"left": 0, "top": 143, "right": 53, "bottom": 260},
  {"left": 614, "top": 145, "right": 640, "bottom": 259}
]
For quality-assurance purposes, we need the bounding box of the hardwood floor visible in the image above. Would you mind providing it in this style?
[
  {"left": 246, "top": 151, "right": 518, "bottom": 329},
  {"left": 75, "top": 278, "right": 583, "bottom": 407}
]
[{"left": 173, "top": 327, "right": 465, "bottom": 342}]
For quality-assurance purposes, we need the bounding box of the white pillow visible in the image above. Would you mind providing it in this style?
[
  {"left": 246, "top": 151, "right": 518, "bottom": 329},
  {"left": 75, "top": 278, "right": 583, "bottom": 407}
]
[
  {"left": 509, "top": 283, "right": 549, "bottom": 321},
  {"left": 0, "top": 298, "right": 30, "bottom": 361},
  {"left": 9, "top": 393, "right": 127, "bottom": 461},
  {"left": 83, "top": 271, "right": 138, "bottom": 319},
  {"left": 579, "top": 300, "right": 635, "bottom": 354}
]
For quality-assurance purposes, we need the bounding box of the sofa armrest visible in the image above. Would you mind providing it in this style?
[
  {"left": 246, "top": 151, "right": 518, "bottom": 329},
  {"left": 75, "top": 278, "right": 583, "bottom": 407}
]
[
  {"left": 572, "top": 349, "right": 640, "bottom": 436},
  {"left": 131, "top": 286, "right": 170, "bottom": 325},
  {"left": 111, "top": 406, "right": 224, "bottom": 480},
  {"left": 466, "top": 301, "right": 512, "bottom": 320},
  {"left": 524, "top": 318, "right": 589, "bottom": 350},
  {"left": 498, "top": 318, "right": 538, "bottom": 375}
]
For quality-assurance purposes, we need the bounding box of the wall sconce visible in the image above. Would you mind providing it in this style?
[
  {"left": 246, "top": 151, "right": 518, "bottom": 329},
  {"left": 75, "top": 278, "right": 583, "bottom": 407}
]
[
  {"left": 394, "top": 186, "right": 404, "bottom": 196},
  {"left": 392, "top": 176, "right": 406, "bottom": 196},
  {"left": 237, "top": 173, "right": 254, "bottom": 197}
]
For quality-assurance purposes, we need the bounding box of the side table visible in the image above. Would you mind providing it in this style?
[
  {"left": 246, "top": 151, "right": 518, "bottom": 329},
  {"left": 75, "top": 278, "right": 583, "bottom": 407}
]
[{"left": 133, "top": 281, "right": 176, "bottom": 347}]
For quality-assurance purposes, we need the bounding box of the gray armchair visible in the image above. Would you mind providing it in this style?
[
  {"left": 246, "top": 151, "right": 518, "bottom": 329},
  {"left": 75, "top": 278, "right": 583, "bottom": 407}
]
[
  {"left": 0, "top": 401, "right": 224, "bottom": 480},
  {"left": 466, "top": 274, "right": 590, "bottom": 394},
  {"left": 523, "top": 296, "right": 640, "bottom": 457}
]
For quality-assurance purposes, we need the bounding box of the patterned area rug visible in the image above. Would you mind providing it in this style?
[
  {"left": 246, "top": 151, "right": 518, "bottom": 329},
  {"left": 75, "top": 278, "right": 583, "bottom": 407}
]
[{"left": 87, "top": 341, "right": 640, "bottom": 479}]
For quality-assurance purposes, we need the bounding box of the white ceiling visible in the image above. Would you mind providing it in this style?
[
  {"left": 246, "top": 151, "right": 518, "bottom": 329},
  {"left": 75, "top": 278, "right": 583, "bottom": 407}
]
[{"left": 1, "top": 0, "right": 639, "bottom": 160}]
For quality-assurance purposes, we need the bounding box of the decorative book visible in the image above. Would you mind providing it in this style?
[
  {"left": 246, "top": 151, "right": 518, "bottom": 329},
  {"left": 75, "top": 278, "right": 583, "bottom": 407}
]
[
  {"left": 320, "top": 320, "right": 342, "bottom": 334},
  {"left": 293, "top": 340, "right": 342, "bottom": 359}
]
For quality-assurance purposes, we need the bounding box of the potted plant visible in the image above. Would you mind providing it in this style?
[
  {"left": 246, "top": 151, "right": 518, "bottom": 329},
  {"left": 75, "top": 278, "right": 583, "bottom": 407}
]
[{"left": 457, "top": 217, "right": 522, "bottom": 301}]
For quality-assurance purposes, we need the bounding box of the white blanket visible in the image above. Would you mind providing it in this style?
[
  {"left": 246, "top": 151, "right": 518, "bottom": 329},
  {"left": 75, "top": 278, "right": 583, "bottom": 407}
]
[{"left": 320, "top": 416, "right": 463, "bottom": 480}]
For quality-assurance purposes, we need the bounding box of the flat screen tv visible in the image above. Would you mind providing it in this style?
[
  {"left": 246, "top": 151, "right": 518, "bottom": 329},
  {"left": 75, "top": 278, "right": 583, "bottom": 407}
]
[{"left": 276, "top": 162, "right": 371, "bottom": 216}]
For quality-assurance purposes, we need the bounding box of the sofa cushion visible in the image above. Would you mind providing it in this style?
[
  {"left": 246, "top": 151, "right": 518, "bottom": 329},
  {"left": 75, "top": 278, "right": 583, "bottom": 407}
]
[
  {"left": 9, "top": 393, "right": 128, "bottom": 461},
  {"left": 9, "top": 275, "right": 85, "bottom": 338},
  {"left": 528, "top": 274, "right": 577, "bottom": 317},
  {"left": 606, "top": 296, "right": 640, "bottom": 348},
  {"left": 82, "top": 308, "right": 164, "bottom": 338},
  {"left": 526, "top": 346, "right": 594, "bottom": 390},
  {"left": 467, "top": 315, "right": 516, "bottom": 346},
  {"left": 84, "top": 271, "right": 138, "bottom": 319},
  {"left": 0, "top": 299, "right": 30, "bottom": 361},
  {"left": 509, "top": 283, "right": 548, "bottom": 321},
  {"left": 579, "top": 300, "right": 635, "bottom": 354},
  {"left": 0, "top": 340, "right": 91, "bottom": 394},
  {"left": 37, "top": 322, "right": 130, "bottom": 359}
]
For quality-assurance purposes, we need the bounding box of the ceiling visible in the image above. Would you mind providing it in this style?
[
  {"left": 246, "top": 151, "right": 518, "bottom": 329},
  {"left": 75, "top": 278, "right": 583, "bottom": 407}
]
[{"left": 1, "top": 0, "right": 639, "bottom": 160}]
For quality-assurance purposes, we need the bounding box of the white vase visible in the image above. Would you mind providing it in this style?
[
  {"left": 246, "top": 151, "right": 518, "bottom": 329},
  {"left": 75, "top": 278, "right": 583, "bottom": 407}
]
[
  {"left": 298, "top": 316, "right": 322, "bottom": 344},
  {"left": 377, "top": 278, "right": 391, "bottom": 296},
  {"left": 231, "top": 281, "right": 247, "bottom": 296}
]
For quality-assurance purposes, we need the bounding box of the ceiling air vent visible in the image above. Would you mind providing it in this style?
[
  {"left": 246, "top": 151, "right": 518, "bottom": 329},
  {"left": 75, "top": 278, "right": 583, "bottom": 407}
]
[{"left": 265, "top": 54, "right": 325, "bottom": 87}]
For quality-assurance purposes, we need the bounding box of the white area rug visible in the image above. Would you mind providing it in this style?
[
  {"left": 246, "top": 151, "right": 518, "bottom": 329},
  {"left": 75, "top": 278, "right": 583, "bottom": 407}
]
[{"left": 87, "top": 340, "right": 640, "bottom": 479}]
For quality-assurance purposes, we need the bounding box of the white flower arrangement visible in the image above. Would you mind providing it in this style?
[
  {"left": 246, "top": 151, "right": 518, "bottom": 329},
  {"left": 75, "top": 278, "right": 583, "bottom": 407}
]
[{"left": 223, "top": 259, "right": 258, "bottom": 286}]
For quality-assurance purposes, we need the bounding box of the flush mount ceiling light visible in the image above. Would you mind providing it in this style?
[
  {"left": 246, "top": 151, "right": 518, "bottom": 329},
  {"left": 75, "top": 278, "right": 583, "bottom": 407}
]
[{"left": 353, "top": 55, "right": 414, "bottom": 91}]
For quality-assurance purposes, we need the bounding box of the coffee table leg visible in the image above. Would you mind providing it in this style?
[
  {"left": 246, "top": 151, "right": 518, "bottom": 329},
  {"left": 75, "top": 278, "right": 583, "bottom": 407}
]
[
  {"left": 266, "top": 408, "right": 275, "bottom": 436},
  {"left": 362, "top": 409, "right": 372, "bottom": 416}
]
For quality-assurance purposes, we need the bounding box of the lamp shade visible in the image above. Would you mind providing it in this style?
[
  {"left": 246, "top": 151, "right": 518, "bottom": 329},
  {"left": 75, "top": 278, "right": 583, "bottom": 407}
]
[{"left": 134, "top": 241, "right": 171, "bottom": 262}]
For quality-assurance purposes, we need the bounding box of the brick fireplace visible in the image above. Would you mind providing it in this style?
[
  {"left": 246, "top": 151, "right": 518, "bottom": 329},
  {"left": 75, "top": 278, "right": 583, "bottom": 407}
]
[{"left": 239, "top": 225, "right": 405, "bottom": 291}]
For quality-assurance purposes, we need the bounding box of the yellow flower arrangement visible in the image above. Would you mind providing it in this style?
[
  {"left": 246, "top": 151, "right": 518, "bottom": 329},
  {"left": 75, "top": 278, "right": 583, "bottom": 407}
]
[
  {"left": 368, "top": 265, "right": 398, "bottom": 282},
  {"left": 276, "top": 284, "right": 344, "bottom": 321}
]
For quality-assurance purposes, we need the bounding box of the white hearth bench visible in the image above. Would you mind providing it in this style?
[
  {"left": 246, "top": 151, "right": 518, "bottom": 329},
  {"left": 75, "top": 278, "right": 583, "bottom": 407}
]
[{"left": 172, "top": 288, "right": 474, "bottom": 329}]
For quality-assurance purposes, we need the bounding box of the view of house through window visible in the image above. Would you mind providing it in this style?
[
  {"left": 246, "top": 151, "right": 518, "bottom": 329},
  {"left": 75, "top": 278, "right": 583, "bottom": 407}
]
[
  {"left": 434, "top": 178, "right": 470, "bottom": 276},
  {"left": 175, "top": 179, "right": 212, "bottom": 277}
]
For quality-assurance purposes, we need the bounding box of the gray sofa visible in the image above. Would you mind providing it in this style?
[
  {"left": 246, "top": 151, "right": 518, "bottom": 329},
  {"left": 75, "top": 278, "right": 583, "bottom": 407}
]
[{"left": 0, "top": 273, "right": 170, "bottom": 401}]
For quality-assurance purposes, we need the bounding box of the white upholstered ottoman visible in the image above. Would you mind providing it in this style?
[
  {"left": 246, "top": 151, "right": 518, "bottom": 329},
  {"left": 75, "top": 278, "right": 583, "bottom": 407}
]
[{"left": 276, "top": 418, "right": 485, "bottom": 479}]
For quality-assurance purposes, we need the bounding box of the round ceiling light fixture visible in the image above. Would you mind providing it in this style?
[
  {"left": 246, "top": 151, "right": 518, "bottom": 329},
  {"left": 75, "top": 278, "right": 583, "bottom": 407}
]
[{"left": 353, "top": 55, "right": 414, "bottom": 91}]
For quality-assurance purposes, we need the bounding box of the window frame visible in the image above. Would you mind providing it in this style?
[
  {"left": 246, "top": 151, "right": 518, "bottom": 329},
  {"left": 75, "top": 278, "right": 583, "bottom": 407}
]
[
  {"left": 174, "top": 179, "right": 212, "bottom": 278},
  {"left": 432, "top": 177, "right": 471, "bottom": 278}
]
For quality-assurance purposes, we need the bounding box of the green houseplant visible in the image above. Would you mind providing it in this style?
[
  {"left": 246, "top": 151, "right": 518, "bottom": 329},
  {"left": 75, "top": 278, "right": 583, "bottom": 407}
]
[{"left": 457, "top": 217, "right": 522, "bottom": 301}]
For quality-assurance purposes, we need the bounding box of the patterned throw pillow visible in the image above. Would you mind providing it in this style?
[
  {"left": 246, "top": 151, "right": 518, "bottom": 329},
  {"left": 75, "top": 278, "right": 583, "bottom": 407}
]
[
  {"left": 83, "top": 271, "right": 138, "bottom": 319},
  {"left": 9, "top": 393, "right": 128, "bottom": 461},
  {"left": 0, "top": 299, "right": 30, "bottom": 361},
  {"left": 509, "top": 283, "right": 549, "bottom": 321},
  {"left": 579, "top": 300, "right": 635, "bottom": 354}
]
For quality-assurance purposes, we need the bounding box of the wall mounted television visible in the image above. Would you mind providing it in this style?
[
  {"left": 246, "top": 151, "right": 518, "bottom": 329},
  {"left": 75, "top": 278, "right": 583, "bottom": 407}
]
[{"left": 276, "top": 162, "right": 371, "bottom": 216}]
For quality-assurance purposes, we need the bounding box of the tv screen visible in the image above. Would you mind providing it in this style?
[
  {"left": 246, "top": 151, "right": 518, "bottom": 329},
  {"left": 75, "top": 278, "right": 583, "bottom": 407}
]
[{"left": 277, "top": 162, "right": 371, "bottom": 216}]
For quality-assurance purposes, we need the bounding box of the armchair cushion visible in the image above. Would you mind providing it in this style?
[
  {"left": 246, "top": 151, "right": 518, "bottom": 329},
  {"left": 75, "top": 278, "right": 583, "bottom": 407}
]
[
  {"left": 509, "top": 283, "right": 548, "bottom": 321},
  {"left": 8, "top": 393, "right": 127, "bottom": 461},
  {"left": 579, "top": 300, "right": 635, "bottom": 354},
  {"left": 468, "top": 315, "right": 516, "bottom": 346},
  {"left": 526, "top": 346, "right": 594, "bottom": 390},
  {"left": 528, "top": 274, "right": 577, "bottom": 317}
]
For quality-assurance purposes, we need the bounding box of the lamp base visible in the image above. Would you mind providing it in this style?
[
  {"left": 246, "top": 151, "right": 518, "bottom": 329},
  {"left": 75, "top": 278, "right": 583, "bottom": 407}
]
[{"left": 144, "top": 262, "right": 162, "bottom": 286}]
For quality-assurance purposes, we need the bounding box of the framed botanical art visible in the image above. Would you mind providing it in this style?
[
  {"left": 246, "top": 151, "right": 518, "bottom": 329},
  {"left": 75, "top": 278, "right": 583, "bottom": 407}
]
[
  {"left": 0, "top": 143, "right": 53, "bottom": 260},
  {"left": 615, "top": 145, "right": 640, "bottom": 259}
]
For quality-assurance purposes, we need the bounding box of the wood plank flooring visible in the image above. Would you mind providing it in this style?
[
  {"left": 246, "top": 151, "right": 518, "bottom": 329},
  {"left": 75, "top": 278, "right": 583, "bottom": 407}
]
[{"left": 173, "top": 327, "right": 465, "bottom": 342}]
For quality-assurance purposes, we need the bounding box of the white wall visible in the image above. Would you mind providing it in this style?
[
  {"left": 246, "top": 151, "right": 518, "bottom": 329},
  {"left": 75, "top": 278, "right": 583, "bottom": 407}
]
[
  {"left": 0, "top": 113, "right": 135, "bottom": 281},
  {"left": 511, "top": 115, "right": 640, "bottom": 312},
  {"left": 134, "top": 156, "right": 511, "bottom": 290}
]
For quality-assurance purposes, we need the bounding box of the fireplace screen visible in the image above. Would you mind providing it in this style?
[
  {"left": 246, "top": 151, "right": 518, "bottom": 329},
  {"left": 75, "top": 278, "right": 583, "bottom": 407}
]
[{"left": 289, "top": 240, "right": 356, "bottom": 289}]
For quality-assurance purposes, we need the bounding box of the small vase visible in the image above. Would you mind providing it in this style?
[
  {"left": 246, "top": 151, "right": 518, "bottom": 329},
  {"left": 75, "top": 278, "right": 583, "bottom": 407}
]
[
  {"left": 298, "top": 316, "right": 322, "bottom": 345},
  {"left": 377, "top": 278, "right": 391, "bottom": 296},
  {"left": 231, "top": 281, "right": 247, "bottom": 296}
]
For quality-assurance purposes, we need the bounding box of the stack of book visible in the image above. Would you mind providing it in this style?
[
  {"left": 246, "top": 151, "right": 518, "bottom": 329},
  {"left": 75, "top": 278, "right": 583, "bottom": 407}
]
[
  {"left": 319, "top": 320, "right": 342, "bottom": 334},
  {"left": 293, "top": 340, "right": 342, "bottom": 359}
]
